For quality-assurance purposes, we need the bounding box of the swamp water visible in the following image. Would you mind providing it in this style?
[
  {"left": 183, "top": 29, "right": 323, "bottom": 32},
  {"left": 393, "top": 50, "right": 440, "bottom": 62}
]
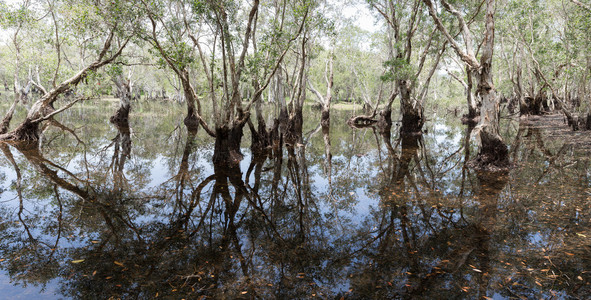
[{"left": 0, "top": 99, "right": 589, "bottom": 299}]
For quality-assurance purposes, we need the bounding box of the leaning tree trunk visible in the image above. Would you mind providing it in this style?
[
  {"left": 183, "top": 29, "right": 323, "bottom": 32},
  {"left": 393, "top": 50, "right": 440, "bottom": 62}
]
[
  {"left": 0, "top": 29, "right": 127, "bottom": 141},
  {"left": 180, "top": 71, "right": 200, "bottom": 132}
]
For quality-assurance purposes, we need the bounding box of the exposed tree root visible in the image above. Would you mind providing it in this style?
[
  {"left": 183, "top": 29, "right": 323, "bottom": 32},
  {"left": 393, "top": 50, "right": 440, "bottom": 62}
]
[{"left": 468, "top": 136, "right": 511, "bottom": 172}]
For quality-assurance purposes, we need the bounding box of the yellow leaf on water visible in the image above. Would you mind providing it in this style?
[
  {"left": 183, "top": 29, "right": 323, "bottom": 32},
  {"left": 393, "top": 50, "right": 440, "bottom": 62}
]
[
  {"left": 241, "top": 291, "right": 248, "bottom": 295},
  {"left": 576, "top": 233, "right": 587, "bottom": 238},
  {"left": 71, "top": 259, "right": 85, "bottom": 264},
  {"left": 114, "top": 261, "right": 124, "bottom": 267}
]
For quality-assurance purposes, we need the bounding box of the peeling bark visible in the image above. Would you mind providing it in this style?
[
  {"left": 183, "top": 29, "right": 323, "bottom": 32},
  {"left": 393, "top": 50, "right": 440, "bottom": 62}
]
[{"left": 110, "top": 75, "right": 132, "bottom": 127}]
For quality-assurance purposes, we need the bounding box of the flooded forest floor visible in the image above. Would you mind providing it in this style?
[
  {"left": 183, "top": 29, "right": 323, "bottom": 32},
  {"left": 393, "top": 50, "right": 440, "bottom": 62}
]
[{"left": 0, "top": 99, "right": 588, "bottom": 299}]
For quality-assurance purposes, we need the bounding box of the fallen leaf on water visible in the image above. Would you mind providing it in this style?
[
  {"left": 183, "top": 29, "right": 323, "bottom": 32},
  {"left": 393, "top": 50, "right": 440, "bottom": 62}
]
[
  {"left": 114, "top": 261, "right": 124, "bottom": 267},
  {"left": 535, "top": 281, "right": 542, "bottom": 287},
  {"left": 577, "top": 276, "right": 583, "bottom": 280},
  {"left": 91, "top": 241, "right": 99, "bottom": 244},
  {"left": 92, "top": 270, "right": 97, "bottom": 276},
  {"left": 71, "top": 259, "right": 85, "bottom": 264},
  {"left": 241, "top": 291, "right": 248, "bottom": 295},
  {"left": 472, "top": 268, "right": 482, "bottom": 273},
  {"left": 576, "top": 233, "right": 587, "bottom": 238}
]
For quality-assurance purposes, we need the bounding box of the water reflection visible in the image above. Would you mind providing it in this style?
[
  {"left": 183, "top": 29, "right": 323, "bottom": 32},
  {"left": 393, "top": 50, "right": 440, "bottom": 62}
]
[{"left": 0, "top": 107, "right": 589, "bottom": 299}]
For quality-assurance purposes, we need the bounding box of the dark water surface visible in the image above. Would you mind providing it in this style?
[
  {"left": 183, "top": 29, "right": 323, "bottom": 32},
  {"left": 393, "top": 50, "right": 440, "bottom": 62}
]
[{"left": 0, "top": 99, "right": 589, "bottom": 299}]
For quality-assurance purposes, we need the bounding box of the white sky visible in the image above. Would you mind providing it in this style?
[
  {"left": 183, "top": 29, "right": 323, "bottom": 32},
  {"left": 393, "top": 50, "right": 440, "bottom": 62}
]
[{"left": 342, "top": 2, "right": 381, "bottom": 33}]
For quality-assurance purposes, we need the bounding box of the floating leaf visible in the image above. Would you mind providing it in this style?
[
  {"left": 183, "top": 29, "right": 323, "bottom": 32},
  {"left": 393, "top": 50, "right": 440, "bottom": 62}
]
[
  {"left": 114, "top": 261, "right": 124, "bottom": 267},
  {"left": 71, "top": 259, "right": 85, "bottom": 264},
  {"left": 473, "top": 268, "right": 482, "bottom": 273},
  {"left": 576, "top": 233, "right": 587, "bottom": 238}
]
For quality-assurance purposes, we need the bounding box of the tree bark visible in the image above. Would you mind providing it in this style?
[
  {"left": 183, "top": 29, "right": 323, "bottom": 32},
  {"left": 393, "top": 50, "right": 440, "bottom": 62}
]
[
  {"left": 399, "top": 80, "right": 424, "bottom": 135},
  {"left": 110, "top": 75, "right": 132, "bottom": 127},
  {"left": 212, "top": 124, "right": 246, "bottom": 168}
]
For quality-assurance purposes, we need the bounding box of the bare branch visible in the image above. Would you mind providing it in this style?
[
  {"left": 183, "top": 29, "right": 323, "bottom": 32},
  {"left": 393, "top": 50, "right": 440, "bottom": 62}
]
[{"left": 422, "top": 0, "right": 480, "bottom": 69}]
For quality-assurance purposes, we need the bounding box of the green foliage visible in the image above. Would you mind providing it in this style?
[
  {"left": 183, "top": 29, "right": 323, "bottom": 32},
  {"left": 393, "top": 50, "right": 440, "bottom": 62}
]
[{"left": 380, "top": 57, "right": 413, "bottom": 82}]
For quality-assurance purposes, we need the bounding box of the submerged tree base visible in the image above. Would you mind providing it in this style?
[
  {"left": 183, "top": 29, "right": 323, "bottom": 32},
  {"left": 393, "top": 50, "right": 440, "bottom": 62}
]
[
  {"left": 0, "top": 119, "right": 41, "bottom": 141},
  {"left": 110, "top": 107, "right": 130, "bottom": 127},
  {"left": 468, "top": 140, "right": 510, "bottom": 172},
  {"left": 212, "top": 125, "right": 245, "bottom": 168}
]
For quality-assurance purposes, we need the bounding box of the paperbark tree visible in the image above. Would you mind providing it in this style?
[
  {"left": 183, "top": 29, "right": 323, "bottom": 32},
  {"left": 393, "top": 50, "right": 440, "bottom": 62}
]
[
  {"left": 308, "top": 52, "right": 334, "bottom": 127},
  {"left": 369, "top": 0, "right": 445, "bottom": 135},
  {"left": 0, "top": 0, "right": 139, "bottom": 141},
  {"left": 0, "top": 29, "right": 129, "bottom": 140},
  {"left": 423, "top": 0, "right": 509, "bottom": 169},
  {"left": 143, "top": 0, "right": 308, "bottom": 167}
]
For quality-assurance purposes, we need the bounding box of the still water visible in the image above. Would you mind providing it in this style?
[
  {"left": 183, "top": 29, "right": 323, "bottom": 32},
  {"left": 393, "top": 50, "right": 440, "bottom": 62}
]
[{"left": 0, "top": 99, "right": 589, "bottom": 299}]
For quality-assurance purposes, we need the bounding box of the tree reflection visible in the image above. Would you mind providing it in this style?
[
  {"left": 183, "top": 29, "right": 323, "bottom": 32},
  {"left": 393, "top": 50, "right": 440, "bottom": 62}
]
[{"left": 0, "top": 115, "right": 588, "bottom": 299}]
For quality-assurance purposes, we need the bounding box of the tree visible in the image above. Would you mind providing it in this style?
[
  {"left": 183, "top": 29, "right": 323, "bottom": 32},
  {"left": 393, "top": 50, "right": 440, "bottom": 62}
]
[
  {"left": 368, "top": 0, "right": 446, "bottom": 135},
  {"left": 423, "top": 0, "right": 509, "bottom": 170},
  {"left": 0, "top": 0, "right": 140, "bottom": 141}
]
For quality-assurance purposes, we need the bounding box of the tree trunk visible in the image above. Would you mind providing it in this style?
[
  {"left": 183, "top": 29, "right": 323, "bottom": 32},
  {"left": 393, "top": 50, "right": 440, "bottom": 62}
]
[
  {"left": 399, "top": 80, "right": 424, "bottom": 135},
  {"left": 110, "top": 75, "right": 131, "bottom": 127},
  {"left": 212, "top": 124, "right": 246, "bottom": 168},
  {"left": 473, "top": 0, "right": 509, "bottom": 169},
  {"left": 466, "top": 66, "right": 479, "bottom": 119},
  {"left": 472, "top": 70, "right": 509, "bottom": 169}
]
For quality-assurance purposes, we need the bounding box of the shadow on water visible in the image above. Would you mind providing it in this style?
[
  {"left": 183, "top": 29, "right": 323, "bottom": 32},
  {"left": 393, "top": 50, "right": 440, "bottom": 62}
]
[{"left": 0, "top": 106, "right": 589, "bottom": 299}]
